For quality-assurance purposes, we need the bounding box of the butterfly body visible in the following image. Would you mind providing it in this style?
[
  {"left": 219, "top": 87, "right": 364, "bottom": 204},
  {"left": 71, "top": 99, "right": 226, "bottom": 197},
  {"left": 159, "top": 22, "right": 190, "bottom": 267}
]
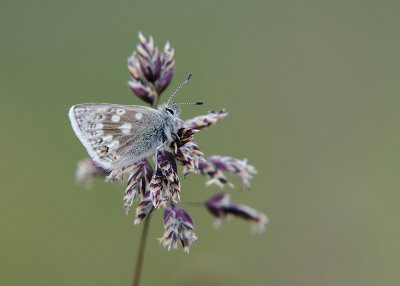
[{"left": 68, "top": 103, "right": 182, "bottom": 170}]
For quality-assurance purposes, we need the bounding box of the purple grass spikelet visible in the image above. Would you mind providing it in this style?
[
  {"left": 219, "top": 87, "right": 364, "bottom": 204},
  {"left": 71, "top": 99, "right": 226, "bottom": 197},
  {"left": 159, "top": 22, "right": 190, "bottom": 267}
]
[
  {"left": 159, "top": 205, "right": 197, "bottom": 253},
  {"left": 75, "top": 158, "right": 108, "bottom": 187},
  {"left": 127, "top": 32, "right": 175, "bottom": 105},
  {"left": 137, "top": 32, "right": 161, "bottom": 82},
  {"left": 149, "top": 167, "right": 168, "bottom": 208},
  {"left": 198, "top": 158, "right": 234, "bottom": 188},
  {"left": 206, "top": 193, "right": 269, "bottom": 233},
  {"left": 156, "top": 41, "right": 175, "bottom": 93},
  {"left": 206, "top": 156, "right": 257, "bottom": 190},
  {"left": 185, "top": 109, "right": 228, "bottom": 130},
  {"left": 123, "top": 159, "right": 153, "bottom": 213},
  {"left": 134, "top": 191, "right": 154, "bottom": 224}
]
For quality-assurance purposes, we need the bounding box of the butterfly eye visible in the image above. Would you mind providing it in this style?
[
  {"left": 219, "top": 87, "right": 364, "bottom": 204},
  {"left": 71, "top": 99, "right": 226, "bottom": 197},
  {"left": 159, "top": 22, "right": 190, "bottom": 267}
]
[{"left": 166, "top": 108, "right": 174, "bottom": 115}]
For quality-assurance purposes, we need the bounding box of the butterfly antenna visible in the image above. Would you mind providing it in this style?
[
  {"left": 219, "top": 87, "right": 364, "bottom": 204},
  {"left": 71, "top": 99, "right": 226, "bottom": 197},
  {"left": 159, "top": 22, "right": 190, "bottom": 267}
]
[
  {"left": 174, "top": 101, "right": 203, "bottom": 105},
  {"left": 167, "top": 73, "right": 192, "bottom": 105}
]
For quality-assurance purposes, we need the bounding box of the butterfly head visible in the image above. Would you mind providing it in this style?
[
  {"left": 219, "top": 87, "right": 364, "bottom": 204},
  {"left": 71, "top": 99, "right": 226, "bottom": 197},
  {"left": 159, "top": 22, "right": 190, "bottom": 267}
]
[{"left": 159, "top": 102, "right": 181, "bottom": 118}]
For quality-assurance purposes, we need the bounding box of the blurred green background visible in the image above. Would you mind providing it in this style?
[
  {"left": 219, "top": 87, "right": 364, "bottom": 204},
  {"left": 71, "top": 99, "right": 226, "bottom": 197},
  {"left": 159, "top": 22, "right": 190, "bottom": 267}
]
[{"left": 1, "top": 0, "right": 400, "bottom": 285}]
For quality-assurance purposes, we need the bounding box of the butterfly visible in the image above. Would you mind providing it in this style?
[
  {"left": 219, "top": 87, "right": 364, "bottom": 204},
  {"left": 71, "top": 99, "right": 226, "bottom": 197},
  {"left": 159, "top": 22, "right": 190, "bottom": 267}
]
[
  {"left": 69, "top": 73, "right": 202, "bottom": 173},
  {"left": 68, "top": 102, "right": 184, "bottom": 171}
]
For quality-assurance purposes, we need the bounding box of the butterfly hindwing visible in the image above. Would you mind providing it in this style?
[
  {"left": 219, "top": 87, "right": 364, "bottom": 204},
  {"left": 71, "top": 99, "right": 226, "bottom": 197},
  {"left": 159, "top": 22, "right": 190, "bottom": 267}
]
[{"left": 69, "top": 103, "right": 164, "bottom": 170}]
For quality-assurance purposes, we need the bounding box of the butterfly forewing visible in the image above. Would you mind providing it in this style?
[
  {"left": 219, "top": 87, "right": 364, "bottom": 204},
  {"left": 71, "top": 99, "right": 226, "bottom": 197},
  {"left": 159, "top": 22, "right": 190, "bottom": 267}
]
[{"left": 69, "top": 103, "right": 164, "bottom": 170}]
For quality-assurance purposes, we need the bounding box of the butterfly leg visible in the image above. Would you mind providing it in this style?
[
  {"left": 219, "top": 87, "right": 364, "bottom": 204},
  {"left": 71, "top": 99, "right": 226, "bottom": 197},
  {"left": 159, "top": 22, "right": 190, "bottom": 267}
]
[
  {"left": 152, "top": 144, "right": 165, "bottom": 172},
  {"left": 171, "top": 133, "right": 181, "bottom": 154}
]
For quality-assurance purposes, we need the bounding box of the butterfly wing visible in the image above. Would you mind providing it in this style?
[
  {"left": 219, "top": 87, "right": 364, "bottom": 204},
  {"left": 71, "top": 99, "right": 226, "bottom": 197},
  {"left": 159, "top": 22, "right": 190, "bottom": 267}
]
[{"left": 69, "top": 103, "right": 165, "bottom": 170}]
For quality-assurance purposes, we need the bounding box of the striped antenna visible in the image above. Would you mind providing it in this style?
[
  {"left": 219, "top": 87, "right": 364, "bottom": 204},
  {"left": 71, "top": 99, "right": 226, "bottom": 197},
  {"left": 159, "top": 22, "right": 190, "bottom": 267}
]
[
  {"left": 167, "top": 73, "right": 192, "bottom": 105},
  {"left": 174, "top": 101, "right": 203, "bottom": 105}
]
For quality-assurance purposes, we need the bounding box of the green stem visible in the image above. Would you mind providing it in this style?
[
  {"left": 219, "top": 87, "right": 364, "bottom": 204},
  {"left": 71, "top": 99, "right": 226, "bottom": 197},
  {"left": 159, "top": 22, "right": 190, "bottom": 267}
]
[
  {"left": 132, "top": 213, "right": 152, "bottom": 286},
  {"left": 133, "top": 84, "right": 160, "bottom": 286},
  {"left": 153, "top": 93, "right": 160, "bottom": 108},
  {"left": 151, "top": 84, "right": 160, "bottom": 108}
]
